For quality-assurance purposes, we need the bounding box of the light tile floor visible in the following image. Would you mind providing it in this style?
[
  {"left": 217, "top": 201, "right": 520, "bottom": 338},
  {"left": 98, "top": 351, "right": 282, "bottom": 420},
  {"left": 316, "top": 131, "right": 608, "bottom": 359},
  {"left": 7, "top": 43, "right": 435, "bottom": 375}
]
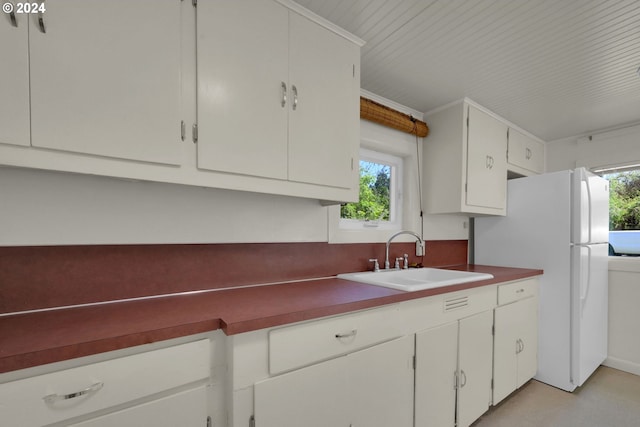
[{"left": 473, "top": 366, "right": 640, "bottom": 427}]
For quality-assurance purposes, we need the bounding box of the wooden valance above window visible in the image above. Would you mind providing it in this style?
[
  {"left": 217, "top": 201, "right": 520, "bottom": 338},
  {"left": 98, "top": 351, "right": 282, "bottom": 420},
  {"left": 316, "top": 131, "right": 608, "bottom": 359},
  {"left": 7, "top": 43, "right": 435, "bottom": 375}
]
[{"left": 360, "top": 97, "right": 429, "bottom": 138}]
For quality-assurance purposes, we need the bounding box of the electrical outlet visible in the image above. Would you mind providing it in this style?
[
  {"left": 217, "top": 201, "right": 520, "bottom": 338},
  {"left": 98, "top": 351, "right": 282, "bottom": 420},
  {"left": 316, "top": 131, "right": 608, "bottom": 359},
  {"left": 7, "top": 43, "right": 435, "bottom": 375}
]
[{"left": 416, "top": 240, "right": 425, "bottom": 256}]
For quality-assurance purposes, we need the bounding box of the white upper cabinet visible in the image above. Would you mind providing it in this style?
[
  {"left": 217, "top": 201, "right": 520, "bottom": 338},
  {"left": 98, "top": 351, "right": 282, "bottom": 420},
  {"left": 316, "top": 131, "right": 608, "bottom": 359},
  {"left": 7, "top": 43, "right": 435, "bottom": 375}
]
[
  {"left": 196, "top": 0, "right": 289, "bottom": 180},
  {"left": 507, "top": 128, "right": 545, "bottom": 175},
  {"left": 28, "top": 0, "right": 183, "bottom": 165},
  {"left": 423, "top": 100, "right": 508, "bottom": 216},
  {"left": 0, "top": 0, "right": 362, "bottom": 203},
  {"left": 0, "top": 8, "right": 30, "bottom": 147},
  {"left": 287, "top": 11, "right": 360, "bottom": 188},
  {"left": 465, "top": 106, "right": 508, "bottom": 211},
  {"left": 197, "top": 0, "right": 360, "bottom": 192}
]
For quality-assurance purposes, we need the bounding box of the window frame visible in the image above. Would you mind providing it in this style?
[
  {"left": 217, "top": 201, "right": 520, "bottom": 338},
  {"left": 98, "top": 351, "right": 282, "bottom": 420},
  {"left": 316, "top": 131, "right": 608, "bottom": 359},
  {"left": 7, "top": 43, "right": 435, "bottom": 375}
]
[
  {"left": 594, "top": 164, "right": 640, "bottom": 257},
  {"left": 339, "top": 148, "right": 403, "bottom": 231}
]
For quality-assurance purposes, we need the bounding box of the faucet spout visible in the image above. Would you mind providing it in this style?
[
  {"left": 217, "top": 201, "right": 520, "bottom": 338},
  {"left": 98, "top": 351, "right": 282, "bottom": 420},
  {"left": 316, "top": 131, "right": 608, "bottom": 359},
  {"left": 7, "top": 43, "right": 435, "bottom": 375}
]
[{"left": 385, "top": 230, "right": 423, "bottom": 269}]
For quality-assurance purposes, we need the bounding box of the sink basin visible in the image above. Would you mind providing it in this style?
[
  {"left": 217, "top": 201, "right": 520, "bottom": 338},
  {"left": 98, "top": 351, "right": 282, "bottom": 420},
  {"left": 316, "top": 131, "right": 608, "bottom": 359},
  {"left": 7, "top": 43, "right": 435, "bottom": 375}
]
[{"left": 337, "top": 268, "right": 494, "bottom": 292}]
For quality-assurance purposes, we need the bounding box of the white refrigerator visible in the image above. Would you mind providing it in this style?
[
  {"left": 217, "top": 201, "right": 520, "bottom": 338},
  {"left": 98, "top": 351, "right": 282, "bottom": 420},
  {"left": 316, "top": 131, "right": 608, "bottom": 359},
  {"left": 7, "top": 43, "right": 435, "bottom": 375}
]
[{"left": 475, "top": 168, "right": 609, "bottom": 392}]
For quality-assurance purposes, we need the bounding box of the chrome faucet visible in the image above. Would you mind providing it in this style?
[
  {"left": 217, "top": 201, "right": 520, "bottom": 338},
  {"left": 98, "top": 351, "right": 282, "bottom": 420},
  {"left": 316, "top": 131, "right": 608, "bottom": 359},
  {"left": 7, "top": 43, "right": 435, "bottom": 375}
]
[{"left": 385, "top": 230, "right": 424, "bottom": 269}]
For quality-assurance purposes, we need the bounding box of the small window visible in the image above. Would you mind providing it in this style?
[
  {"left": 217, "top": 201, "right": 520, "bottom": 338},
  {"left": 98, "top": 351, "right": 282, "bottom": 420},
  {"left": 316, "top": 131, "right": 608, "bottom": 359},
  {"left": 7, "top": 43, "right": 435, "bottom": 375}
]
[
  {"left": 600, "top": 167, "right": 640, "bottom": 256},
  {"left": 340, "top": 148, "right": 402, "bottom": 230}
]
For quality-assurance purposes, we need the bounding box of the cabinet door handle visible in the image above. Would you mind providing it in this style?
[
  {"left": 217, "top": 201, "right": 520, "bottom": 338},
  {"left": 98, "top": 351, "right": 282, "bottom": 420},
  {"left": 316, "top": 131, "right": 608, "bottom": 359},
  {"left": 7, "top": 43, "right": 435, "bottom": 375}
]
[
  {"left": 460, "top": 370, "right": 467, "bottom": 387},
  {"left": 526, "top": 148, "right": 532, "bottom": 160},
  {"left": 520, "top": 339, "right": 525, "bottom": 353},
  {"left": 38, "top": 10, "right": 46, "bottom": 33},
  {"left": 9, "top": 6, "right": 17, "bottom": 27},
  {"left": 43, "top": 382, "right": 104, "bottom": 403},
  {"left": 486, "top": 155, "right": 494, "bottom": 170},
  {"left": 280, "top": 82, "right": 287, "bottom": 107},
  {"left": 335, "top": 329, "right": 357, "bottom": 339},
  {"left": 292, "top": 85, "right": 298, "bottom": 111}
]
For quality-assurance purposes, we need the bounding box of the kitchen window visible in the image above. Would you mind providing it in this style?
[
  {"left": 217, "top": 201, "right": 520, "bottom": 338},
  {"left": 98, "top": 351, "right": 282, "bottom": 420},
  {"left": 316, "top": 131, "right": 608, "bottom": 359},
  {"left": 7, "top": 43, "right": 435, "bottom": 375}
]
[
  {"left": 596, "top": 165, "right": 640, "bottom": 256},
  {"left": 340, "top": 148, "right": 403, "bottom": 230}
]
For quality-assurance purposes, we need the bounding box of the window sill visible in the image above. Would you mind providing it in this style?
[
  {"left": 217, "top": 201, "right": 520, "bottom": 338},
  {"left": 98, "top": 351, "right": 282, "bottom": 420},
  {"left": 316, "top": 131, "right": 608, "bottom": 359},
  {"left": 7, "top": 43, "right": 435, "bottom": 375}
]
[{"left": 609, "top": 256, "right": 640, "bottom": 273}]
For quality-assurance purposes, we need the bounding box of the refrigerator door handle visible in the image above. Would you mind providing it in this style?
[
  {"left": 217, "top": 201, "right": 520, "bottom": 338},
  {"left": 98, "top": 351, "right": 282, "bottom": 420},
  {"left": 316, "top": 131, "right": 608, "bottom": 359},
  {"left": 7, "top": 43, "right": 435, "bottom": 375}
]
[
  {"left": 575, "top": 244, "right": 592, "bottom": 302},
  {"left": 583, "top": 171, "right": 593, "bottom": 243}
]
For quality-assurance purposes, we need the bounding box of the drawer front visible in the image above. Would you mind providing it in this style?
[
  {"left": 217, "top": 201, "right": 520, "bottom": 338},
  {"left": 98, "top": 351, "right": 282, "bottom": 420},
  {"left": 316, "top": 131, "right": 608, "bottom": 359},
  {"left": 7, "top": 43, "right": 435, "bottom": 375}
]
[
  {"left": 498, "top": 278, "right": 538, "bottom": 305},
  {"left": 68, "top": 386, "right": 208, "bottom": 427},
  {"left": 0, "top": 339, "right": 210, "bottom": 427},
  {"left": 269, "top": 305, "right": 401, "bottom": 374}
]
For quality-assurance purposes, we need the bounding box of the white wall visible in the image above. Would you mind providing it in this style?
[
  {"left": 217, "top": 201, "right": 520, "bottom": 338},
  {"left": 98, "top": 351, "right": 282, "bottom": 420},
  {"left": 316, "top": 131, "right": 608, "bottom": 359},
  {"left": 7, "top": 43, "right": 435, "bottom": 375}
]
[
  {"left": 546, "top": 124, "right": 640, "bottom": 172},
  {"left": 0, "top": 166, "right": 328, "bottom": 245},
  {"left": 605, "top": 258, "right": 640, "bottom": 376}
]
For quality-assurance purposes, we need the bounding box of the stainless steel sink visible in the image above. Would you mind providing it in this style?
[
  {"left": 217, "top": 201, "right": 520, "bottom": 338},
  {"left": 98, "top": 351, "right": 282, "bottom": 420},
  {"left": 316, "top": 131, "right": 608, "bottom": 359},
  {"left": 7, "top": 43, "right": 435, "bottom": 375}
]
[{"left": 337, "top": 268, "right": 494, "bottom": 292}]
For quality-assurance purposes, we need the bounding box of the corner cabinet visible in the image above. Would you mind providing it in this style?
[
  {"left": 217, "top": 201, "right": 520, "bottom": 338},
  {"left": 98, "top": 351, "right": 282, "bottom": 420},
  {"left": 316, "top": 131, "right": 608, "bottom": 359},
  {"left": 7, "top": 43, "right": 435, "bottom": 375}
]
[
  {"left": 423, "top": 100, "right": 508, "bottom": 216},
  {"left": 196, "top": 0, "right": 361, "bottom": 195}
]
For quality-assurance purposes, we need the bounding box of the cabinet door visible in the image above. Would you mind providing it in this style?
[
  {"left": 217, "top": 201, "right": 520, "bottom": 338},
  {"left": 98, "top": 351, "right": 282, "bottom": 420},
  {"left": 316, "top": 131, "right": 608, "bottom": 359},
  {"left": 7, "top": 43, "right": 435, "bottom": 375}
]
[
  {"left": 457, "top": 310, "right": 493, "bottom": 427},
  {"left": 0, "top": 8, "right": 30, "bottom": 147},
  {"left": 196, "top": 0, "right": 288, "bottom": 179},
  {"left": 68, "top": 386, "right": 207, "bottom": 427},
  {"left": 288, "top": 12, "right": 359, "bottom": 189},
  {"left": 415, "top": 322, "right": 458, "bottom": 427},
  {"left": 507, "top": 128, "right": 544, "bottom": 174},
  {"left": 29, "top": 0, "right": 182, "bottom": 165},
  {"left": 493, "top": 302, "right": 520, "bottom": 404},
  {"left": 254, "top": 356, "right": 350, "bottom": 427},
  {"left": 516, "top": 296, "right": 538, "bottom": 388},
  {"left": 465, "top": 106, "right": 507, "bottom": 209},
  {"left": 349, "top": 336, "right": 414, "bottom": 427}
]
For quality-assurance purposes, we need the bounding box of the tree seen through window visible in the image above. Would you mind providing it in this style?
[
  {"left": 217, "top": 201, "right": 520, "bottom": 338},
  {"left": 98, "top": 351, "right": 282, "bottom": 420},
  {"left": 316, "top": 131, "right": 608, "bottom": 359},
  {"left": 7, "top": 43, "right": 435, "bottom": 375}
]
[{"left": 341, "top": 160, "right": 391, "bottom": 221}]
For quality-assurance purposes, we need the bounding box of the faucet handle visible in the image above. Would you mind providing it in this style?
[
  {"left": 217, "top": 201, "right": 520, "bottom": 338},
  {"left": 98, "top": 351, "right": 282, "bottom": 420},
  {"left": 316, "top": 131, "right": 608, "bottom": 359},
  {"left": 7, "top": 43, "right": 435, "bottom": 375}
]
[
  {"left": 403, "top": 254, "right": 409, "bottom": 269},
  {"left": 368, "top": 259, "right": 380, "bottom": 272},
  {"left": 395, "top": 257, "right": 403, "bottom": 269}
]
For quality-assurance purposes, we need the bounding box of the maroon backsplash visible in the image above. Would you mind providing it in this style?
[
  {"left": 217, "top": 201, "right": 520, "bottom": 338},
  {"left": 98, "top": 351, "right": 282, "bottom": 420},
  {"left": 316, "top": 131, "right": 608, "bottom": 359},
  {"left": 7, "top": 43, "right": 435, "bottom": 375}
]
[{"left": 0, "top": 240, "right": 467, "bottom": 313}]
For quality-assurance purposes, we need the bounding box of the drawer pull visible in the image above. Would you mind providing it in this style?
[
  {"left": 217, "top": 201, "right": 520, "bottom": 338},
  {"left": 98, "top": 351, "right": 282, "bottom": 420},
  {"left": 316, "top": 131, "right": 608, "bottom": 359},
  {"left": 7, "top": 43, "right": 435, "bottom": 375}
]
[
  {"left": 43, "top": 382, "right": 104, "bottom": 403},
  {"left": 335, "top": 329, "right": 358, "bottom": 339},
  {"left": 516, "top": 288, "right": 525, "bottom": 293}
]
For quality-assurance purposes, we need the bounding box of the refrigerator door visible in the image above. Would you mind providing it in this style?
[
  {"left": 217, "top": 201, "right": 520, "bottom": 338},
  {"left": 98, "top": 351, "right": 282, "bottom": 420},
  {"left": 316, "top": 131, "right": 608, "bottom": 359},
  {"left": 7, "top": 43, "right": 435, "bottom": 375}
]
[
  {"left": 571, "top": 242, "right": 609, "bottom": 387},
  {"left": 572, "top": 168, "right": 610, "bottom": 244}
]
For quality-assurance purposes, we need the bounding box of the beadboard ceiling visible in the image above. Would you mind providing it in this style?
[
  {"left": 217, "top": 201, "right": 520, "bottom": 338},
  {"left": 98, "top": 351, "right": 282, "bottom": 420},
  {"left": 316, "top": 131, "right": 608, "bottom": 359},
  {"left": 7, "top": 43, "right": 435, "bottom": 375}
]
[{"left": 296, "top": 0, "right": 640, "bottom": 141}]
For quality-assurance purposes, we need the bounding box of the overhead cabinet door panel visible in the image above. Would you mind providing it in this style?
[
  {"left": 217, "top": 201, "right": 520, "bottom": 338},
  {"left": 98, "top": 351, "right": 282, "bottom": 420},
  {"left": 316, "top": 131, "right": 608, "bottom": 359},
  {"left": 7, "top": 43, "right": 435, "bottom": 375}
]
[
  {"left": 0, "top": 10, "right": 30, "bottom": 147},
  {"left": 196, "top": 0, "right": 288, "bottom": 179},
  {"left": 29, "top": 0, "right": 182, "bottom": 165},
  {"left": 287, "top": 12, "right": 359, "bottom": 189},
  {"left": 466, "top": 106, "right": 507, "bottom": 209}
]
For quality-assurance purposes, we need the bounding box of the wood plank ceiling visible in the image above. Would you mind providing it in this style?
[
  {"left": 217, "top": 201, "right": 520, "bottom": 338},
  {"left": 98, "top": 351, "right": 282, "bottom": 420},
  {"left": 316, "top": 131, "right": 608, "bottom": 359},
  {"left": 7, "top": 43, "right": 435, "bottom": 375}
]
[{"left": 296, "top": 0, "right": 640, "bottom": 141}]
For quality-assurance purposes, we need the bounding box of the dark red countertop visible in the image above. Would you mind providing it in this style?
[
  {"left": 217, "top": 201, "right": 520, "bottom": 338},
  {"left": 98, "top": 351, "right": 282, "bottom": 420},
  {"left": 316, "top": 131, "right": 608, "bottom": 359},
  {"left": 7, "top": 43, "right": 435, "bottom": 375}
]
[{"left": 0, "top": 265, "right": 542, "bottom": 374}]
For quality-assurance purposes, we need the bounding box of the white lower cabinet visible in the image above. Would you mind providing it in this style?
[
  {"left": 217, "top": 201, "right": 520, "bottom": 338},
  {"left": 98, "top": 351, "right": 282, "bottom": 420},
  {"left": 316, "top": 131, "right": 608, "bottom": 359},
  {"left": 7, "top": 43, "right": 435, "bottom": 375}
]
[
  {"left": 415, "top": 310, "right": 494, "bottom": 427},
  {"left": 0, "top": 340, "right": 211, "bottom": 427},
  {"left": 254, "top": 335, "right": 414, "bottom": 427},
  {"left": 493, "top": 280, "right": 539, "bottom": 404},
  {"left": 68, "top": 386, "right": 208, "bottom": 427}
]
